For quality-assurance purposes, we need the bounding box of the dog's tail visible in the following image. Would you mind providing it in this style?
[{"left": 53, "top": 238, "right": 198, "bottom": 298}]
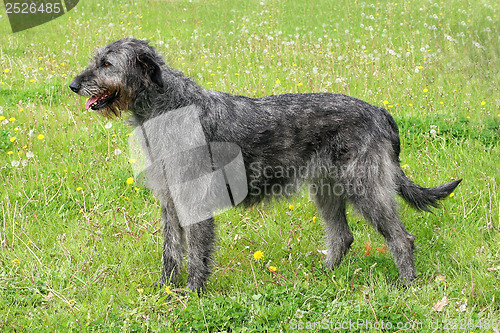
[{"left": 396, "top": 169, "right": 461, "bottom": 212}]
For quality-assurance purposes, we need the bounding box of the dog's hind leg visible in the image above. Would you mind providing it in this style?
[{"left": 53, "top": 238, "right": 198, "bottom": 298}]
[
  {"left": 184, "top": 218, "right": 216, "bottom": 293},
  {"left": 353, "top": 195, "right": 416, "bottom": 285},
  {"left": 158, "top": 204, "right": 184, "bottom": 287},
  {"left": 348, "top": 166, "right": 417, "bottom": 285},
  {"left": 311, "top": 181, "right": 354, "bottom": 269}
]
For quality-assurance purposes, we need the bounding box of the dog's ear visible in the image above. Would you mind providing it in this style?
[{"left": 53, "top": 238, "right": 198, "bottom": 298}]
[{"left": 137, "top": 53, "right": 164, "bottom": 88}]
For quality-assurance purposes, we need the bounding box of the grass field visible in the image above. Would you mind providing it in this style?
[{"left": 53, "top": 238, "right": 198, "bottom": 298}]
[{"left": 0, "top": 0, "right": 499, "bottom": 331}]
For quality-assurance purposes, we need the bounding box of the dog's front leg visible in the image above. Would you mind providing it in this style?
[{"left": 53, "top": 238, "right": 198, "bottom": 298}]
[
  {"left": 158, "top": 204, "right": 184, "bottom": 287},
  {"left": 184, "top": 218, "right": 216, "bottom": 293}
]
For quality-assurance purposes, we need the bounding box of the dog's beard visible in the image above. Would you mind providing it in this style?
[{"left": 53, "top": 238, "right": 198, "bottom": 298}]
[
  {"left": 98, "top": 105, "right": 122, "bottom": 119},
  {"left": 88, "top": 89, "right": 131, "bottom": 119}
]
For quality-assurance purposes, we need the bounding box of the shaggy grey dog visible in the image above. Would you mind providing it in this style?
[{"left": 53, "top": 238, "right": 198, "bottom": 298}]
[{"left": 69, "top": 38, "right": 461, "bottom": 292}]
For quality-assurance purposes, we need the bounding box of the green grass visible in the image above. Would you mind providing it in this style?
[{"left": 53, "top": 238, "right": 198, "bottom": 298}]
[{"left": 0, "top": 0, "right": 499, "bottom": 331}]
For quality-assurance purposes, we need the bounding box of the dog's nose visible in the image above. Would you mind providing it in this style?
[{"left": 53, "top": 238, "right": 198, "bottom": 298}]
[{"left": 69, "top": 81, "right": 80, "bottom": 93}]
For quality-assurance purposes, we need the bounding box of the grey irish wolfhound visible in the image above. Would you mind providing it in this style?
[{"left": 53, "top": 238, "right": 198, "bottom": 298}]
[{"left": 69, "top": 38, "right": 461, "bottom": 292}]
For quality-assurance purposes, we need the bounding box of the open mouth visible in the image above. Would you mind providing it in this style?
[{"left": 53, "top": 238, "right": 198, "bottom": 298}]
[{"left": 85, "top": 91, "right": 119, "bottom": 110}]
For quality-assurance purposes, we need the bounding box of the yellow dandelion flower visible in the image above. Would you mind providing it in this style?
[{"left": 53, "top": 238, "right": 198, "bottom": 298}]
[
  {"left": 449, "top": 193, "right": 455, "bottom": 198},
  {"left": 10, "top": 137, "right": 16, "bottom": 143},
  {"left": 423, "top": 88, "right": 428, "bottom": 93},
  {"left": 76, "top": 187, "right": 82, "bottom": 191},
  {"left": 4, "top": 68, "right": 10, "bottom": 73},
  {"left": 9, "top": 117, "right": 16, "bottom": 122},
  {"left": 30, "top": 79, "right": 35, "bottom": 83},
  {"left": 268, "top": 266, "right": 277, "bottom": 272},
  {"left": 439, "top": 101, "right": 444, "bottom": 105},
  {"left": 39, "top": 67, "right": 44, "bottom": 71},
  {"left": 409, "top": 103, "right": 413, "bottom": 106},
  {"left": 7, "top": 151, "right": 13, "bottom": 155},
  {"left": 467, "top": 116, "right": 471, "bottom": 119},
  {"left": 0, "top": 116, "right": 4, "bottom": 121},
  {"left": 37, "top": 134, "right": 45, "bottom": 140},
  {"left": 126, "top": 177, "right": 134, "bottom": 185},
  {"left": 11, "top": 258, "right": 20, "bottom": 266},
  {"left": 276, "top": 79, "right": 281, "bottom": 84},
  {"left": 165, "top": 286, "right": 172, "bottom": 295},
  {"left": 480, "top": 101, "right": 486, "bottom": 106},
  {"left": 288, "top": 204, "right": 294, "bottom": 210},
  {"left": 235, "top": 73, "right": 239, "bottom": 76},
  {"left": 312, "top": 216, "right": 317, "bottom": 222},
  {"left": 383, "top": 100, "right": 389, "bottom": 105},
  {"left": 297, "top": 82, "right": 303, "bottom": 86},
  {"left": 253, "top": 250, "right": 264, "bottom": 260},
  {"left": 128, "top": 159, "right": 136, "bottom": 164},
  {"left": 402, "top": 164, "right": 409, "bottom": 168}
]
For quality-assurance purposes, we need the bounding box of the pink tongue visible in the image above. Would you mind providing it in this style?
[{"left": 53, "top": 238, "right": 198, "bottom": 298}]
[{"left": 85, "top": 96, "right": 100, "bottom": 110}]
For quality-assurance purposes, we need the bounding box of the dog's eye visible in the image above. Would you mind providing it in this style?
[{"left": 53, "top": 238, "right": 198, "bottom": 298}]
[{"left": 102, "top": 61, "right": 112, "bottom": 67}]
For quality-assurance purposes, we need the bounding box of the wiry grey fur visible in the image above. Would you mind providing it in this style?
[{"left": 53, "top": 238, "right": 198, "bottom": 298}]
[{"left": 70, "top": 38, "right": 461, "bottom": 292}]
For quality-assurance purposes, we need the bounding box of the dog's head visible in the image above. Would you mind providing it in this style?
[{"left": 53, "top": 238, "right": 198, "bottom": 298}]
[{"left": 69, "top": 38, "right": 164, "bottom": 118}]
